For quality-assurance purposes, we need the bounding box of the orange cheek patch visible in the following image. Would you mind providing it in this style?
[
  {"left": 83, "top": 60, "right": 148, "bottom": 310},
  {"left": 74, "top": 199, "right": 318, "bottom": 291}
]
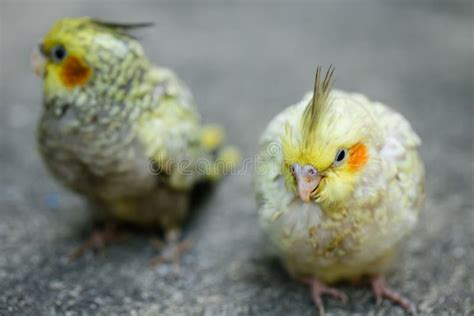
[
  {"left": 348, "top": 143, "right": 368, "bottom": 172},
  {"left": 60, "top": 56, "right": 92, "bottom": 89}
]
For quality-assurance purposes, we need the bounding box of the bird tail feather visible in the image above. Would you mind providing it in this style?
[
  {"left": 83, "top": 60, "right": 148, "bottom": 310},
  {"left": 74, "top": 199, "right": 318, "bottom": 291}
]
[{"left": 200, "top": 124, "right": 241, "bottom": 181}]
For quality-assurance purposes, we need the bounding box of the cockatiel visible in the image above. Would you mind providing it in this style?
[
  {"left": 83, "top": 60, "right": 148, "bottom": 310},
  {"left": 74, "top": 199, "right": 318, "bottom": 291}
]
[
  {"left": 33, "top": 17, "right": 239, "bottom": 260},
  {"left": 256, "top": 66, "right": 425, "bottom": 314}
]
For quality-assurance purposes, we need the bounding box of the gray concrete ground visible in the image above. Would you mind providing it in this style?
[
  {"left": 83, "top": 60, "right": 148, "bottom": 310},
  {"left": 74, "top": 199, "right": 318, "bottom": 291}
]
[{"left": 0, "top": 1, "right": 473, "bottom": 315}]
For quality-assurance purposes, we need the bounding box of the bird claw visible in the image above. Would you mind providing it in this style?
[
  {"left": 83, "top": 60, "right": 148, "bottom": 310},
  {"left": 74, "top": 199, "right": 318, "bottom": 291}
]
[
  {"left": 68, "top": 223, "right": 128, "bottom": 262},
  {"left": 301, "top": 278, "right": 348, "bottom": 315},
  {"left": 149, "top": 229, "right": 192, "bottom": 270},
  {"left": 371, "top": 275, "right": 416, "bottom": 314}
]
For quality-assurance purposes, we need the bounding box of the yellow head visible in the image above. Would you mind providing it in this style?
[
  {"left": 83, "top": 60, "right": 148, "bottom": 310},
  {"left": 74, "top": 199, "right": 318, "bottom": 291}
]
[
  {"left": 281, "top": 66, "right": 378, "bottom": 207},
  {"left": 32, "top": 17, "right": 152, "bottom": 101}
]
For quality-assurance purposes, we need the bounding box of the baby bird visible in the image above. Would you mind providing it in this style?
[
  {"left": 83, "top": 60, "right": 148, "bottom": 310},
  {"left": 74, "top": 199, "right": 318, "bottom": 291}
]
[
  {"left": 33, "top": 18, "right": 239, "bottom": 260},
  {"left": 256, "top": 66, "right": 425, "bottom": 314}
]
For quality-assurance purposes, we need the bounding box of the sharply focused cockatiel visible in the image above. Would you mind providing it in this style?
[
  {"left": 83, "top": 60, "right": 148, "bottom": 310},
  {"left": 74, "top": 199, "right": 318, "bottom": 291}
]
[
  {"left": 256, "top": 66, "right": 425, "bottom": 314},
  {"left": 32, "top": 17, "right": 239, "bottom": 260}
]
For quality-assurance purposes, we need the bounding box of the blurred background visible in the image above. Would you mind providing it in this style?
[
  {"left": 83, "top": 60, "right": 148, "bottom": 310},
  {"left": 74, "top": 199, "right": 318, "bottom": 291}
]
[{"left": 0, "top": 1, "right": 472, "bottom": 315}]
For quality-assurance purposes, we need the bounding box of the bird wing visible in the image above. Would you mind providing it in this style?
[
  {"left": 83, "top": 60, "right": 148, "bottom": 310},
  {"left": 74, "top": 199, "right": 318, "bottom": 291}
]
[
  {"left": 134, "top": 66, "right": 210, "bottom": 190},
  {"left": 374, "top": 100, "right": 425, "bottom": 213}
]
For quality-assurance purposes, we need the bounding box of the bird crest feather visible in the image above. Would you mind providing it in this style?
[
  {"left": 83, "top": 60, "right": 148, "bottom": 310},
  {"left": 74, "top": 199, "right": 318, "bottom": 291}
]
[{"left": 301, "top": 65, "right": 335, "bottom": 147}]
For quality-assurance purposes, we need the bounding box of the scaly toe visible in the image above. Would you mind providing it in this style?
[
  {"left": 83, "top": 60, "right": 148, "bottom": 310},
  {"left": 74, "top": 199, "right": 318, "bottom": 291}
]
[
  {"left": 304, "top": 279, "right": 348, "bottom": 315},
  {"left": 371, "top": 275, "right": 416, "bottom": 314}
]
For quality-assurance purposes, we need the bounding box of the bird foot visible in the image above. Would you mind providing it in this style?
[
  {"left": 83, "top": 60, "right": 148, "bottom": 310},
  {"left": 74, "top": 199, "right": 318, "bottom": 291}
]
[
  {"left": 68, "top": 223, "right": 128, "bottom": 262},
  {"left": 149, "top": 229, "right": 192, "bottom": 273},
  {"left": 370, "top": 275, "right": 416, "bottom": 313},
  {"left": 301, "top": 278, "right": 348, "bottom": 315}
]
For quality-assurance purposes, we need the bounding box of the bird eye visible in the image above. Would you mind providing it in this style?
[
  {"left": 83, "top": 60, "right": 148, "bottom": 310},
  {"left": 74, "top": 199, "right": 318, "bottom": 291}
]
[
  {"left": 334, "top": 148, "right": 347, "bottom": 166},
  {"left": 51, "top": 45, "right": 67, "bottom": 62},
  {"left": 290, "top": 164, "right": 296, "bottom": 174}
]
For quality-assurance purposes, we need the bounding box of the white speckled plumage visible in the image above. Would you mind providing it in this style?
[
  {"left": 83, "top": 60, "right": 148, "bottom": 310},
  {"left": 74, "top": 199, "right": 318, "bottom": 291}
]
[
  {"left": 256, "top": 89, "right": 425, "bottom": 283},
  {"left": 36, "top": 18, "right": 240, "bottom": 231}
]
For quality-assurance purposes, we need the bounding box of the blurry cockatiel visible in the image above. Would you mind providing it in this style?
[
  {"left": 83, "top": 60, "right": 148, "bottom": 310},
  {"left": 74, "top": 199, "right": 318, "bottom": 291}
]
[
  {"left": 256, "top": 66, "right": 425, "bottom": 314},
  {"left": 33, "top": 17, "right": 239, "bottom": 260}
]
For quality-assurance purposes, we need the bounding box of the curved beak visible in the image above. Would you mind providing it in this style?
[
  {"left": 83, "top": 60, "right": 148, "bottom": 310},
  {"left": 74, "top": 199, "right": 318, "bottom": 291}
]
[
  {"left": 31, "top": 44, "right": 46, "bottom": 77},
  {"left": 293, "top": 164, "right": 322, "bottom": 203}
]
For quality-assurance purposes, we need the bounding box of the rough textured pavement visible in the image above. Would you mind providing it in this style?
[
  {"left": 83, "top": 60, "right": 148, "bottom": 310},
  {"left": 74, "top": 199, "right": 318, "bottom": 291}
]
[{"left": 0, "top": 1, "right": 473, "bottom": 315}]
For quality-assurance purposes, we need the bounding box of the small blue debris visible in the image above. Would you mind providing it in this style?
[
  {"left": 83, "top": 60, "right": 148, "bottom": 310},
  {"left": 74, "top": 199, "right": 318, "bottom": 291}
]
[{"left": 45, "top": 192, "right": 60, "bottom": 209}]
